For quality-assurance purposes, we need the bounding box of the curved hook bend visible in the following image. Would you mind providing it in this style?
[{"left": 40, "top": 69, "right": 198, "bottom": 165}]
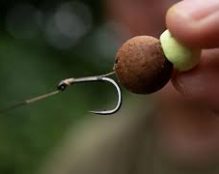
[
  {"left": 57, "top": 73, "right": 122, "bottom": 115},
  {"left": 89, "top": 77, "right": 122, "bottom": 115}
]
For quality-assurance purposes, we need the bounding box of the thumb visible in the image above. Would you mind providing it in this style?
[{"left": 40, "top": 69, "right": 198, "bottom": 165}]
[{"left": 166, "top": 0, "right": 219, "bottom": 48}]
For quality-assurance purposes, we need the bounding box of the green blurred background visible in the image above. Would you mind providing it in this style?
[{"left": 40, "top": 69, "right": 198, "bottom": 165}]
[{"left": 0, "top": 0, "right": 122, "bottom": 173}]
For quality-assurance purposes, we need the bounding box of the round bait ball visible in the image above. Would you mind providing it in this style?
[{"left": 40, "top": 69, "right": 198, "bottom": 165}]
[
  {"left": 160, "top": 30, "right": 201, "bottom": 71},
  {"left": 114, "top": 36, "right": 173, "bottom": 94}
]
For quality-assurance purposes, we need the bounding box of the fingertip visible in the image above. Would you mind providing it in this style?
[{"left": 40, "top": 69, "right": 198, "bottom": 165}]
[
  {"left": 166, "top": 4, "right": 201, "bottom": 48},
  {"left": 166, "top": 0, "right": 219, "bottom": 49}
]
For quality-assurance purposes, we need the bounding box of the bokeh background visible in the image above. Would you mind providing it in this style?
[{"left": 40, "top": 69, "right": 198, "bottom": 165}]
[
  {"left": 0, "top": 0, "right": 126, "bottom": 173},
  {"left": 2, "top": 0, "right": 219, "bottom": 174}
]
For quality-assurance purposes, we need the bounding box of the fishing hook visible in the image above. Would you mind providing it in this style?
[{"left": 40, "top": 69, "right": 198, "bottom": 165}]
[
  {"left": 0, "top": 72, "right": 122, "bottom": 115},
  {"left": 57, "top": 72, "right": 122, "bottom": 115}
]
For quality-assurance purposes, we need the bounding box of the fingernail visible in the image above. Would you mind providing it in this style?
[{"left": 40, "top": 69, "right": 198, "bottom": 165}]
[{"left": 171, "top": 0, "right": 219, "bottom": 21}]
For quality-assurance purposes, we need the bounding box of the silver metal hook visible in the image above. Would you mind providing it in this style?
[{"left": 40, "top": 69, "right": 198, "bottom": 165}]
[
  {"left": 57, "top": 72, "right": 122, "bottom": 115},
  {"left": 0, "top": 72, "right": 122, "bottom": 115},
  {"left": 89, "top": 77, "right": 122, "bottom": 115}
]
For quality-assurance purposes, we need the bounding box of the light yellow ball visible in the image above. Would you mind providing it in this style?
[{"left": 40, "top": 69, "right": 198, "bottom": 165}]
[{"left": 160, "top": 30, "right": 201, "bottom": 71}]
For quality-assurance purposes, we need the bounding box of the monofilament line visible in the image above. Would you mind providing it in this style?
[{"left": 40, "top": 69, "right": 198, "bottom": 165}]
[
  {"left": 0, "top": 90, "right": 60, "bottom": 114},
  {"left": 26, "top": 90, "right": 60, "bottom": 104}
]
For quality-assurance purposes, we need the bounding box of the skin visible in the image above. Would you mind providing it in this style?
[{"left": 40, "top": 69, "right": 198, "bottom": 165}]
[
  {"left": 161, "top": 0, "right": 219, "bottom": 165},
  {"left": 107, "top": 0, "right": 219, "bottom": 167}
]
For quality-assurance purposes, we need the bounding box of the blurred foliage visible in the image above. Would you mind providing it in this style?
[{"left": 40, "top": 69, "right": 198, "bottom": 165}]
[{"left": 0, "top": 0, "right": 122, "bottom": 173}]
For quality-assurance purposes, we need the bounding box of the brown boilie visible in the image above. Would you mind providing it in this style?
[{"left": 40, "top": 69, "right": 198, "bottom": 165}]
[{"left": 114, "top": 36, "right": 173, "bottom": 94}]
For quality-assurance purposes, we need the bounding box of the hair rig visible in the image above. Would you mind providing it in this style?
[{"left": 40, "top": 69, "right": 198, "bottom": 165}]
[
  {"left": 0, "top": 30, "right": 201, "bottom": 115},
  {"left": 0, "top": 72, "right": 121, "bottom": 115}
]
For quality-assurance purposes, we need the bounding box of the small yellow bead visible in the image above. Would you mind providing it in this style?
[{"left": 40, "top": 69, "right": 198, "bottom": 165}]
[{"left": 160, "top": 30, "right": 201, "bottom": 71}]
